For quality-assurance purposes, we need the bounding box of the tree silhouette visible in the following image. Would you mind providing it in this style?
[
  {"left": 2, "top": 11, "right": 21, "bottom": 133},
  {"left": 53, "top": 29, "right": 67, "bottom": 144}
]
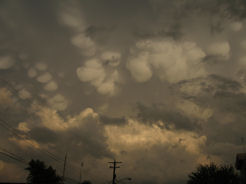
[
  {"left": 25, "top": 159, "right": 62, "bottom": 184},
  {"left": 81, "top": 180, "right": 92, "bottom": 184},
  {"left": 187, "top": 163, "right": 240, "bottom": 184}
]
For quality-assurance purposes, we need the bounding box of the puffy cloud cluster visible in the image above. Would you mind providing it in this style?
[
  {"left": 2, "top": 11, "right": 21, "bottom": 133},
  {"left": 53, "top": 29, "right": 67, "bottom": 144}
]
[
  {"left": 58, "top": 1, "right": 96, "bottom": 57},
  {"left": 127, "top": 39, "right": 206, "bottom": 83},
  {"left": 77, "top": 54, "right": 121, "bottom": 95},
  {"left": 59, "top": 3, "right": 122, "bottom": 95},
  {"left": 34, "top": 106, "right": 97, "bottom": 131},
  {"left": 27, "top": 62, "right": 59, "bottom": 92}
]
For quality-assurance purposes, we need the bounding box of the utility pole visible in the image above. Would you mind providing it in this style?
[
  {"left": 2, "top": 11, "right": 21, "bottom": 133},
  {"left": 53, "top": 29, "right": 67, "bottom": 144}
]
[
  {"left": 79, "top": 162, "right": 83, "bottom": 184},
  {"left": 108, "top": 159, "right": 122, "bottom": 184},
  {"left": 62, "top": 153, "right": 67, "bottom": 181}
]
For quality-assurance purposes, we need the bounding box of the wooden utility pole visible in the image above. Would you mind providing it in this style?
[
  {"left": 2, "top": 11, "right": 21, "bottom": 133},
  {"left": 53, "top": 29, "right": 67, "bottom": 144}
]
[
  {"left": 62, "top": 153, "right": 67, "bottom": 181},
  {"left": 79, "top": 162, "right": 83, "bottom": 184},
  {"left": 108, "top": 159, "right": 122, "bottom": 184}
]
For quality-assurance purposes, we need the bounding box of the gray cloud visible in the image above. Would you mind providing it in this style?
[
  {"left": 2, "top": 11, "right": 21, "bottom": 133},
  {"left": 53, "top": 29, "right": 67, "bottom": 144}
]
[
  {"left": 99, "top": 115, "right": 126, "bottom": 125},
  {"left": 136, "top": 103, "right": 200, "bottom": 131}
]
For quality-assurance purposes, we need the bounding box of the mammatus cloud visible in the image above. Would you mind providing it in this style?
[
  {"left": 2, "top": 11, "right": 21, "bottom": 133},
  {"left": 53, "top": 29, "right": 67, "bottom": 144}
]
[
  {"left": 0, "top": 55, "right": 15, "bottom": 69},
  {"left": 206, "top": 41, "right": 230, "bottom": 60},
  {"left": 36, "top": 72, "right": 52, "bottom": 83},
  {"left": 76, "top": 57, "right": 121, "bottom": 96},
  {"left": 18, "top": 89, "right": 32, "bottom": 100},
  {"left": 59, "top": 2, "right": 122, "bottom": 96},
  {"left": 127, "top": 39, "right": 206, "bottom": 83},
  {"left": 44, "top": 81, "right": 58, "bottom": 91},
  {"left": 47, "top": 94, "right": 68, "bottom": 111},
  {"left": 27, "top": 68, "right": 37, "bottom": 78}
]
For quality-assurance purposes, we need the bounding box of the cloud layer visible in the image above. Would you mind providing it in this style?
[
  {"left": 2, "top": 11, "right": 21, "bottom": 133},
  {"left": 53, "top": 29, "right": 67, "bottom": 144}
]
[{"left": 1, "top": 0, "right": 246, "bottom": 184}]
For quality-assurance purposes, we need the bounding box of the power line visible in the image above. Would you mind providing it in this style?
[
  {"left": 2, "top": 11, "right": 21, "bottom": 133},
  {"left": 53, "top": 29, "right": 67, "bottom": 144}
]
[
  {"left": 0, "top": 79, "right": 82, "bottom": 178},
  {"left": 0, "top": 78, "right": 64, "bottom": 163},
  {"left": 0, "top": 147, "right": 26, "bottom": 163},
  {"left": 0, "top": 118, "right": 63, "bottom": 165},
  {"left": 0, "top": 151, "right": 27, "bottom": 165}
]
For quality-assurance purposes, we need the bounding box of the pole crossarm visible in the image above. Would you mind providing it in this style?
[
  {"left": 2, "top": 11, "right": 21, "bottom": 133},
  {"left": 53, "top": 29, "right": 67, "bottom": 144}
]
[{"left": 108, "top": 159, "right": 122, "bottom": 184}]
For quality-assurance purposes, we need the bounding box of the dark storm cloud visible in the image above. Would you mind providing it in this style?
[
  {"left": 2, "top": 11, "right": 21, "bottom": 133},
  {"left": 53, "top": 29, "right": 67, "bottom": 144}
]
[
  {"left": 136, "top": 103, "right": 200, "bottom": 131},
  {"left": 176, "top": 75, "right": 246, "bottom": 162},
  {"left": 99, "top": 115, "right": 126, "bottom": 125},
  {"left": 176, "top": 75, "right": 242, "bottom": 99},
  {"left": 29, "top": 127, "right": 58, "bottom": 144},
  {"left": 64, "top": 116, "right": 113, "bottom": 159}
]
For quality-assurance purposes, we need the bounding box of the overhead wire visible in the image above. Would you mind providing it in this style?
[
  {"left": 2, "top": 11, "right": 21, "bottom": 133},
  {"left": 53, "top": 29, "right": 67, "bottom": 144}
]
[
  {"left": 0, "top": 151, "right": 27, "bottom": 165},
  {"left": 0, "top": 118, "right": 64, "bottom": 166},
  {"left": 0, "top": 78, "right": 82, "bottom": 177},
  {"left": 0, "top": 147, "right": 26, "bottom": 163},
  {"left": 0, "top": 78, "right": 64, "bottom": 163}
]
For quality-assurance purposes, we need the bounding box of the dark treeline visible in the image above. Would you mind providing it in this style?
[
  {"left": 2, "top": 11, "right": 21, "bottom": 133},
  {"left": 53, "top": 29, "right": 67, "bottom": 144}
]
[
  {"left": 25, "top": 159, "right": 91, "bottom": 184},
  {"left": 25, "top": 159, "right": 241, "bottom": 184}
]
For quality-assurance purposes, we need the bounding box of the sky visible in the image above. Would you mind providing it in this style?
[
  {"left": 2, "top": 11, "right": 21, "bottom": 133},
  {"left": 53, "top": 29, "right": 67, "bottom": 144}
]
[{"left": 0, "top": 0, "right": 246, "bottom": 183}]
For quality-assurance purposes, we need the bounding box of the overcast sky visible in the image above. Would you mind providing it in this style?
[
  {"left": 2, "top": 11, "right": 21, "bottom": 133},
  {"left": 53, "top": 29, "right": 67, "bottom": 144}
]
[{"left": 1, "top": 0, "right": 246, "bottom": 183}]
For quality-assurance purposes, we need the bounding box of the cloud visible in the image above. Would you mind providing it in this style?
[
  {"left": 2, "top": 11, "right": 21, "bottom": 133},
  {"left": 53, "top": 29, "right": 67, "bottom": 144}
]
[
  {"left": 127, "top": 39, "right": 206, "bottom": 83},
  {"left": 71, "top": 33, "right": 96, "bottom": 57},
  {"left": 240, "top": 40, "right": 246, "bottom": 50},
  {"left": 35, "top": 62, "right": 47, "bottom": 71},
  {"left": 59, "top": 3, "right": 123, "bottom": 95},
  {"left": 47, "top": 94, "right": 68, "bottom": 111},
  {"left": 177, "top": 75, "right": 241, "bottom": 97},
  {"left": 99, "top": 115, "right": 126, "bottom": 125},
  {"left": 228, "top": 21, "right": 243, "bottom": 32},
  {"left": 100, "top": 51, "right": 121, "bottom": 67},
  {"left": 0, "top": 55, "right": 15, "bottom": 69},
  {"left": 17, "top": 122, "right": 30, "bottom": 133},
  {"left": 77, "top": 58, "right": 120, "bottom": 95},
  {"left": 9, "top": 137, "right": 40, "bottom": 149},
  {"left": 105, "top": 119, "right": 207, "bottom": 183},
  {"left": 0, "top": 161, "right": 26, "bottom": 182},
  {"left": 36, "top": 72, "right": 52, "bottom": 83},
  {"left": 18, "top": 89, "right": 31, "bottom": 99},
  {"left": 0, "top": 88, "right": 14, "bottom": 107},
  {"left": 136, "top": 103, "right": 200, "bottom": 131},
  {"left": 58, "top": 1, "right": 96, "bottom": 57},
  {"left": 58, "top": 1, "right": 86, "bottom": 31},
  {"left": 176, "top": 100, "right": 213, "bottom": 121},
  {"left": 2, "top": 1, "right": 246, "bottom": 183},
  {"left": 32, "top": 105, "right": 112, "bottom": 158},
  {"left": 27, "top": 68, "right": 37, "bottom": 78},
  {"left": 127, "top": 52, "right": 152, "bottom": 82},
  {"left": 44, "top": 81, "right": 58, "bottom": 91},
  {"left": 29, "top": 127, "right": 58, "bottom": 144},
  {"left": 206, "top": 41, "right": 230, "bottom": 60}
]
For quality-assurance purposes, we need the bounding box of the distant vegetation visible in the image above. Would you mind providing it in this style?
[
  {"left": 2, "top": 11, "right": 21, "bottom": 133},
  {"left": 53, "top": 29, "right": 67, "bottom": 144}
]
[
  {"left": 25, "top": 159, "right": 92, "bottom": 184},
  {"left": 25, "top": 159, "right": 62, "bottom": 184},
  {"left": 24, "top": 159, "right": 241, "bottom": 184},
  {"left": 187, "top": 163, "right": 240, "bottom": 184}
]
